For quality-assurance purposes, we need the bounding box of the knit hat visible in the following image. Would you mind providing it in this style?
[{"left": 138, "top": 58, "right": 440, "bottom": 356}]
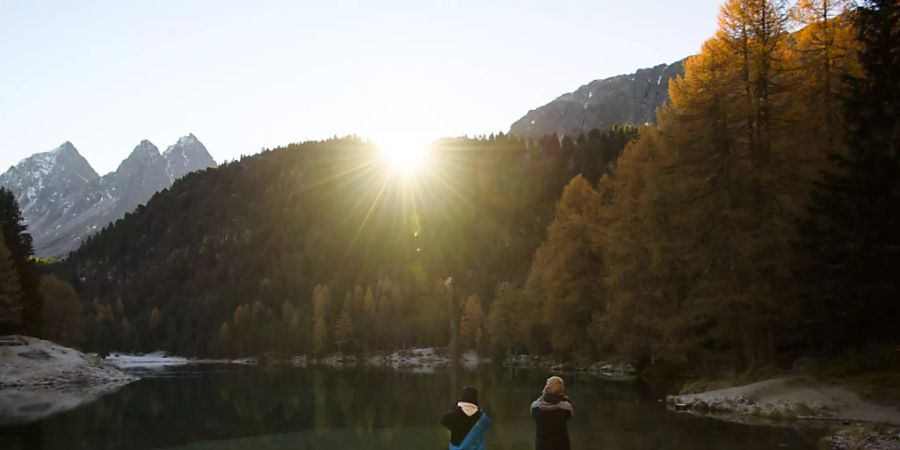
[
  {"left": 458, "top": 386, "right": 478, "bottom": 406},
  {"left": 543, "top": 376, "right": 565, "bottom": 395}
]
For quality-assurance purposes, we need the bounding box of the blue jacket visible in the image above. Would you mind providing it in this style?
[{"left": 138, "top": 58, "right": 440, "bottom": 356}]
[{"left": 448, "top": 412, "right": 491, "bottom": 450}]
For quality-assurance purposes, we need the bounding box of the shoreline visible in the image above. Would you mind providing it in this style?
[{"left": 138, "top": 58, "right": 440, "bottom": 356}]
[
  {"left": 666, "top": 377, "right": 900, "bottom": 450},
  {"left": 99, "top": 347, "right": 639, "bottom": 381},
  {"left": 0, "top": 335, "right": 138, "bottom": 425}
]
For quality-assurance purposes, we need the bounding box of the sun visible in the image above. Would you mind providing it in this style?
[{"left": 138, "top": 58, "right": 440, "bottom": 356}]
[{"left": 375, "top": 135, "right": 430, "bottom": 175}]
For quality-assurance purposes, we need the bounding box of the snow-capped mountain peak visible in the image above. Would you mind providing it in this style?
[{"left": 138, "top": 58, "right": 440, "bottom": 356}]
[
  {"left": 163, "top": 133, "right": 216, "bottom": 181},
  {"left": 0, "top": 135, "right": 217, "bottom": 258}
]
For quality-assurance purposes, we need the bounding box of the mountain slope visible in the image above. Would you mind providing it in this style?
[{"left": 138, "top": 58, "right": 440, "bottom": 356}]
[
  {"left": 163, "top": 134, "right": 217, "bottom": 182},
  {"left": 58, "top": 132, "right": 639, "bottom": 356},
  {"left": 0, "top": 136, "right": 216, "bottom": 257},
  {"left": 509, "top": 60, "right": 684, "bottom": 139}
]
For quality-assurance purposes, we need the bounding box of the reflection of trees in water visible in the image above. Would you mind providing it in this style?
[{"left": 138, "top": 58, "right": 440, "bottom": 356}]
[
  {"left": 0, "top": 366, "right": 824, "bottom": 450},
  {"left": 313, "top": 370, "right": 329, "bottom": 434}
]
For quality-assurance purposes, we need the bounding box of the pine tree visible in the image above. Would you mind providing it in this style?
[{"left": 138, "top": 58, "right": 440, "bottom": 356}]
[
  {"left": 0, "top": 234, "right": 23, "bottom": 335},
  {"left": 0, "top": 188, "right": 42, "bottom": 336},
  {"left": 39, "top": 275, "right": 84, "bottom": 347},
  {"left": 311, "top": 284, "right": 331, "bottom": 355},
  {"left": 334, "top": 297, "right": 356, "bottom": 352},
  {"left": 458, "top": 294, "right": 484, "bottom": 352},
  {"left": 791, "top": 0, "right": 858, "bottom": 162},
  {"left": 592, "top": 131, "right": 691, "bottom": 366},
  {"left": 525, "top": 175, "right": 604, "bottom": 356},
  {"left": 360, "top": 286, "right": 376, "bottom": 352},
  {"left": 215, "top": 322, "right": 231, "bottom": 357},
  {"left": 797, "top": 0, "right": 900, "bottom": 348},
  {"left": 148, "top": 307, "right": 162, "bottom": 331},
  {"left": 486, "top": 282, "right": 519, "bottom": 357},
  {"left": 232, "top": 304, "right": 251, "bottom": 356}
]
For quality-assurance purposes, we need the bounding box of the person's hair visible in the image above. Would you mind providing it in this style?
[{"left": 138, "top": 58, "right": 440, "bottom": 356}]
[{"left": 543, "top": 376, "right": 565, "bottom": 395}]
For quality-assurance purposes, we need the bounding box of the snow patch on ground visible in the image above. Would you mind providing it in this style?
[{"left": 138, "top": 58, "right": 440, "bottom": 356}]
[
  {"left": 366, "top": 347, "right": 450, "bottom": 371},
  {"left": 103, "top": 352, "right": 190, "bottom": 369},
  {"left": 0, "top": 336, "right": 137, "bottom": 388},
  {"left": 0, "top": 335, "right": 138, "bottom": 425},
  {"left": 101, "top": 352, "right": 256, "bottom": 369},
  {"left": 667, "top": 378, "right": 900, "bottom": 426},
  {"left": 306, "top": 348, "right": 490, "bottom": 372}
]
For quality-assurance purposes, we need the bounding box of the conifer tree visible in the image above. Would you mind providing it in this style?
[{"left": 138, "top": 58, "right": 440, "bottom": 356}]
[
  {"left": 486, "top": 282, "right": 519, "bottom": 357},
  {"left": 148, "top": 307, "right": 162, "bottom": 331},
  {"left": 791, "top": 0, "right": 858, "bottom": 163},
  {"left": 593, "top": 131, "right": 691, "bottom": 365},
  {"left": 312, "top": 284, "right": 331, "bottom": 355},
  {"left": 334, "top": 297, "right": 356, "bottom": 352},
  {"left": 0, "top": 234, "right": 23, "bottom": 335},
  {"left": 215, "top": 322, "right": 231, "bottom": 357},
  {"left": 39, "top": 275, "right": 84, "bottom": 347},
  {"left": 525, "top": 175, "right": 604, "bottom": 356},
  {"left": 360, "top": 286, "right": 376, "bottom": 352},
  {"left": 797, "top": 0, "right": 900, "bottom": 348},
  {"left": 459, "top": 294, "right": 484, "bottom": 351},
  {"left": 0, "top": 188, "right": 42, "bottom": 336}
]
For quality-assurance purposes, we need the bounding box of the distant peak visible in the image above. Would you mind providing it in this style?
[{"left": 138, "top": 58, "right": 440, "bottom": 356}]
[
  {"left": 165, "top": 135, "right": 207, "bottom": 156},
  {"left": 176, "top": 134, "right": 199, "bottom": 145},
  {"left": 128, "top": 140, "right": 161, "bottom": 158},
  {"left": 53, "top": 141, "right": 78, "bottom": 154}
]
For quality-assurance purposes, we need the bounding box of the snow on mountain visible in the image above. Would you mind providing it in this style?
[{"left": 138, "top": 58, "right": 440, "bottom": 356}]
[
  {"left": 163, "top": 133, "right": 216, "bottom": 181},
  {"left": 0, "top": 135, "right": 217, "bottom": 258}
]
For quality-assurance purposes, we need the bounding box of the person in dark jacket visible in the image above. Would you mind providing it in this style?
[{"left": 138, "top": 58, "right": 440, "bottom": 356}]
[
  {"left": 531, "top": 376, "right": 573, "bottom": 450},
  {"left": 441, "top": 386, "right": 492, "bottom": 450}
]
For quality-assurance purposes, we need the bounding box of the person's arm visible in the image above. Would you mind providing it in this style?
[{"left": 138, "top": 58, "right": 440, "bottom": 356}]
[
  {"left": 440, "top": 409, "right": 453, "bottom": 429},
  {"left": 479, "top": 412, "right": 492, "bottom": 432},
  {"left": 562, "top": 401, "right": 574, "bottom": 419}
]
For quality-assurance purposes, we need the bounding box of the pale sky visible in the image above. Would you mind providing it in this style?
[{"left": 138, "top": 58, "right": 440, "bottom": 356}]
[{"left": 1, "top": 0, "right": 723, "bottom": 175}]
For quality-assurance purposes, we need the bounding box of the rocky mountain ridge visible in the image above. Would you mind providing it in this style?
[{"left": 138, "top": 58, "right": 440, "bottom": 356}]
[
  {"left": 509, "top": 59, "right": 685, "bottom": 139},
  {"left": 0, "top": 134, "right": 216, "bottom": 257}
]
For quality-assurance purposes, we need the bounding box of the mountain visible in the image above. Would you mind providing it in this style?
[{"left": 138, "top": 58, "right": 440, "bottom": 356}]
[
  {"left": 163, "top": 134, "right": 217, "bottom": 182},
  {"left": 57, "top": 132, "right": 639, "bottom": 356},
  {"left": 0, "top": 135, "right": 216, "bottom": 258},
  {"left": 509, "top": 59, "right": 685, "bottom": 139}
]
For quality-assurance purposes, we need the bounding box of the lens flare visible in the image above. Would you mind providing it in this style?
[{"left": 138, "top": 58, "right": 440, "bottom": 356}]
[{"left": 375, "top": 135, "right": 430, "bottom": 175}]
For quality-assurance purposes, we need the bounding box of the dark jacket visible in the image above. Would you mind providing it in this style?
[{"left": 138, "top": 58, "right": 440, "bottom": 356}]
[
  {"left": 531, "top": 393, "right": 573, "bottom": 450},
  {"left": 441, "top": 406, "right": 484, "bottom": 446}
]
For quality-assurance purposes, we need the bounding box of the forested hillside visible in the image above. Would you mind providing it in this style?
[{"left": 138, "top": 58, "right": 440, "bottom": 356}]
[
  {"left": 506, "top": 0, "right": 898, "bottom": 370},
  {"left": 60, "top": 128, "right": 637, "bottom": 357}
]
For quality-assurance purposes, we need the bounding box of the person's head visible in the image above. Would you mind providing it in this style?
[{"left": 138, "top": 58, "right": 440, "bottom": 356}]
[
  {"left": 543, "top": 376, "right": 565, "bottom": 396},
  {"left": 459, "top": 385, "right": 478, "bottom": 405}
]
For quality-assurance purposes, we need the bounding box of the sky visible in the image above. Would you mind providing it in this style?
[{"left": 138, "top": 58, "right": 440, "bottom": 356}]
[{"left": 1, "top": 0, "right": 724, "bottom": 175}]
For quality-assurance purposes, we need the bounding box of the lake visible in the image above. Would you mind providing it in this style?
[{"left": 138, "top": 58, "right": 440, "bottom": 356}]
[{"left": 0, "top": 364, "right": 825, "bottom": 449}]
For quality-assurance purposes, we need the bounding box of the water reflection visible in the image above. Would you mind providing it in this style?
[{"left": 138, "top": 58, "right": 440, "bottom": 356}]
[{"left": 0, "top": 365, "right": 824, "bottom": 450}]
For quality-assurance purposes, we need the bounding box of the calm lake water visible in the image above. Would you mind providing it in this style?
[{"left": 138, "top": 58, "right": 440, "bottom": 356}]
[{"left": 0, "top": 365, "right": 825, "bottom": 450}]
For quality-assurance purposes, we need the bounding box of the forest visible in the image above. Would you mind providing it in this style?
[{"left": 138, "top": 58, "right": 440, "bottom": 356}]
[{"left": 0, "top": 0, "right": 896, "bottom": 374}]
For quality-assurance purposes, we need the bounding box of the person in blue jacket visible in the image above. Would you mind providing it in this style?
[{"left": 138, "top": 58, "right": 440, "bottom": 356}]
[{"left": 441, "top": 386, "right": 492, "bottom": 450}]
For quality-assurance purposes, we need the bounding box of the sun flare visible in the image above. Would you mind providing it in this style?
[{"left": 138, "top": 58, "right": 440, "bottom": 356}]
[{"left": 375, "top": 136, "right": 430, "bottom": 175}]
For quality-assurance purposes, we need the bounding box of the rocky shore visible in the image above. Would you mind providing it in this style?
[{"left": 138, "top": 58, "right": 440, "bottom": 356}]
[
  {"left": 0, "top": 335, "right": 138, "bottom": 425},
  {"left": 667, "top": 377, "right": 900, "bottom": 450},
  {"left": 667, "top": 377, "right": 900, "bottom": 425}
]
